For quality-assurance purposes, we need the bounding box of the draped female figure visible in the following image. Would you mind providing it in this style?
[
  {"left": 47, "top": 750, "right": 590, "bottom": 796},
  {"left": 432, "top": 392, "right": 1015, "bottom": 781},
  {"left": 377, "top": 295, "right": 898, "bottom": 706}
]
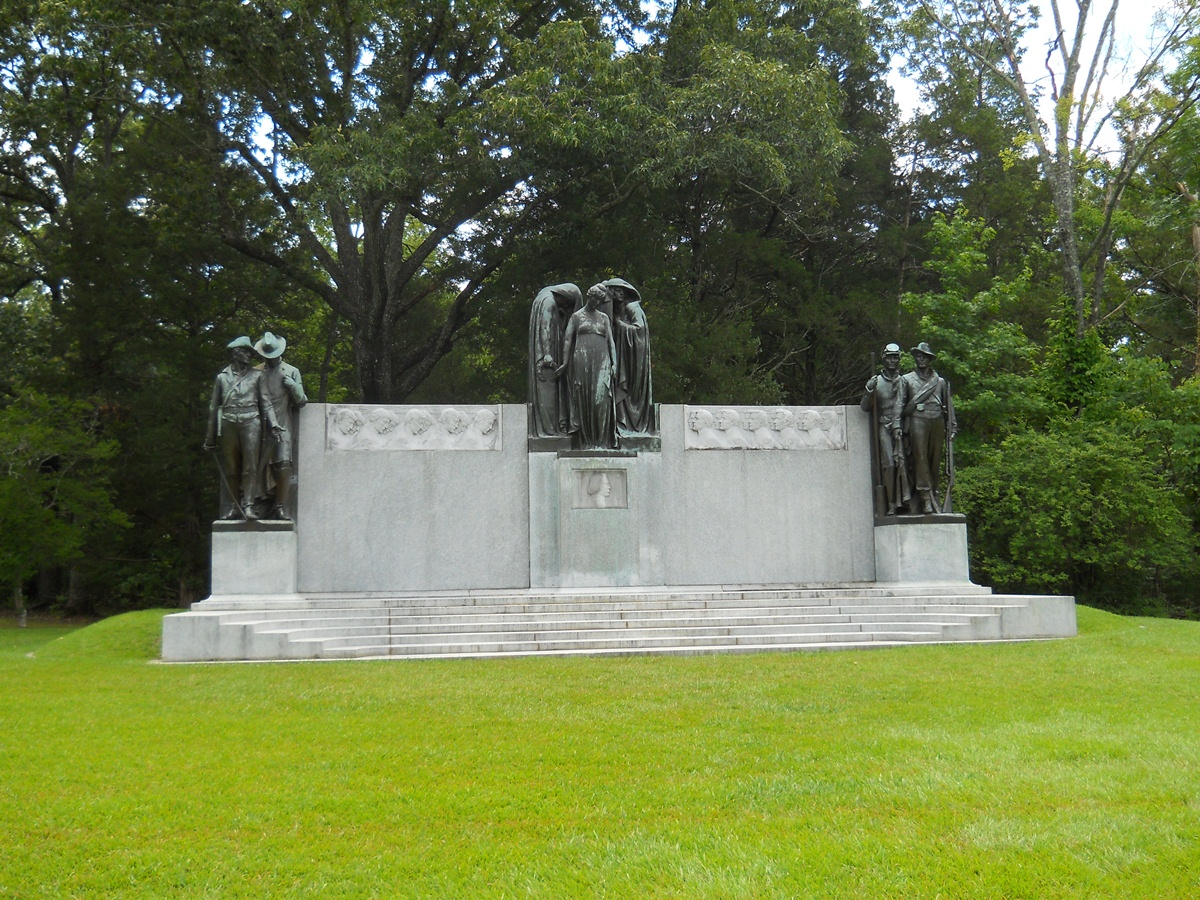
[{"left": 558, "top": 284, "right": 619, "bottom": 450}]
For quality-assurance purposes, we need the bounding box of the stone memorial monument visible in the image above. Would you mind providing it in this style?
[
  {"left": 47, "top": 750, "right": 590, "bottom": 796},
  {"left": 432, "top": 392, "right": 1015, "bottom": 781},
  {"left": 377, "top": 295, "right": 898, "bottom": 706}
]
[{"left": 164, "top": 312, "right": 1075, "bottom": 662}]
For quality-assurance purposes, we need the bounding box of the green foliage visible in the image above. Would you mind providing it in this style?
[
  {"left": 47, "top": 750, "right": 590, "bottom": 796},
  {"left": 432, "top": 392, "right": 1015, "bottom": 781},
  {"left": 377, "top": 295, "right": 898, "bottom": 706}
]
[
  {"left": 0, "top": 389, "right": 128, "bottom": 589},
  {"left": 906, "top": 210, "right": 1200, "bottom": 613},
  {"left": 957, "top": 420, "right": 1194, "bottom": 609},
  {"left": 902, "top": 211, "right": 1050, "bottom": 454}
]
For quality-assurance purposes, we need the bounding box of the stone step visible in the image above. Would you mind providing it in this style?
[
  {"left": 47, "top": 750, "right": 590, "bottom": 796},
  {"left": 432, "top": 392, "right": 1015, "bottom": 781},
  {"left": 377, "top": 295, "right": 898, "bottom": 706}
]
[
  {"left": 162, "top": 587, "right": 1077, "bottom": 661},
  {"left": 311, "top": 627, "right": 960, "bottom": 659},
  {"left": 252, "top": 610, "right": 1002, "bottom": 640},
  {"left": 194, "top": 583, "right": 996, "bottom": 611},
  {"left": 209, "top": 597, "right": 1009, "bottom": 625},
  {"left": 298, "top": 620, "right": 973, "bottom": 648}
]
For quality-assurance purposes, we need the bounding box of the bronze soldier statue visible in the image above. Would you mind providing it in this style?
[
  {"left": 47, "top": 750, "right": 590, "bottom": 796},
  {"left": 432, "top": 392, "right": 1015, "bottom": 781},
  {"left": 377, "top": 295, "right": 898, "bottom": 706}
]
[
  {"left": 204, "top": 336, "right": 279, "bottom": 520},
  {"left": 255, "top": 331, "right": 307, "bottom": 521},
  {"left": 861, "top": 343, "right": 908, "bottom": 516},
  {"left": 893, "top": 342, "right": 956, "bottom": 514}
]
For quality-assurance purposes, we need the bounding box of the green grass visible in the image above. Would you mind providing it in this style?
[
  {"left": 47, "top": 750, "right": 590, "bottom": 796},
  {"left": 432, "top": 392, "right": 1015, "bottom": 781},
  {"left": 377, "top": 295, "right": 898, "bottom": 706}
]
[{"left": 0, "top": 607, "right": 1197, "bottom": 898}]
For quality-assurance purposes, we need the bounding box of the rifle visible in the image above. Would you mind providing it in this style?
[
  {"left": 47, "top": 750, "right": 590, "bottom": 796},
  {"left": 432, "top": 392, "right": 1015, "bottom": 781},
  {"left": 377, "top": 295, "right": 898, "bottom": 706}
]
[
  {"left": 941, "top": 386, "right": 956, "bottom": 514},
  {"left": 867, "top": 352, "right": 886, "bottom": 518},
  {"left": 895, "top": 424, "right": 911, "bottom": 513}
]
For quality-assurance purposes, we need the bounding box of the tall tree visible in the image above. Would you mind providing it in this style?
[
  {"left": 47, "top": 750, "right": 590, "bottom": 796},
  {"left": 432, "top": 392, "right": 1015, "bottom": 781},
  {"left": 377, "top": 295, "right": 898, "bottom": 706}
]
[
  {"left": 913, "top": 0, "right": 1200, "bottom": 335},
  {"left": 132, "top": 0, "right": 654, "bottom": 402}
]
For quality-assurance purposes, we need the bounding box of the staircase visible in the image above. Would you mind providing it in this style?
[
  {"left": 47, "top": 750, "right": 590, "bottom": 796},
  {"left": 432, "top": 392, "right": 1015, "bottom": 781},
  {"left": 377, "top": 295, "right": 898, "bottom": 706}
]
[{"left": 161, "top": 584, "right": 1077, "bottom": 661}]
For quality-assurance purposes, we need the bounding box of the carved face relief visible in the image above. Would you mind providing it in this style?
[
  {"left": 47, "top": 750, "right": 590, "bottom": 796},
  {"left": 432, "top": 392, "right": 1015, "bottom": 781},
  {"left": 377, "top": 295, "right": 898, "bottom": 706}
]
[
  {"left": 473, "top": 408, "right": 497, "bottom": 434},
  {"left": 334, "top": 407, "right": 364, "bottom": 436},
  {"left": 369, "top": 408, "right": 399, "bottom": 434},
  {"left": 405, "top": 408, "right": 434, "bottom": 436},
  {"left": 688, "top": 409, "right": 714, "bottom": 432},
  {"left": 797, "top": 410, "right": 820, "bottom": 431},
  {"left": 714, "top": 409, "right": 740, "bottom": 432},
  {"left": 743, "top": 409, "right": 767, "bottom": 431},
  {"left": 440, "top": 407, "right": 469, "bottom": 435},
  {"left": 768, "top": 408, "right": 793, "bottom": 431}
]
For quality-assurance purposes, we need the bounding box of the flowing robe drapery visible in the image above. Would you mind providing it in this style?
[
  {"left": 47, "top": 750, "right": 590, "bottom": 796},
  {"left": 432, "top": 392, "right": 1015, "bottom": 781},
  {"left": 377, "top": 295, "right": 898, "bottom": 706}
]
[
  {"left": 615, "top": 301, "right": 654, "bottom": 434},
  {"left": 528, "top": 284, "right": 577, "bottom": 436},
  {"left": 563, "top": 310, "right": 618, "bottom": 450}
]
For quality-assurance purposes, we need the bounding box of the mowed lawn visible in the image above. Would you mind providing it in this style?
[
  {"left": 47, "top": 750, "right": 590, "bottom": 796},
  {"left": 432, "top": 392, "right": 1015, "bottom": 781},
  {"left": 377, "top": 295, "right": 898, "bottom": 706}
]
[{"left": 0, "top": 607, "right": 1197, "bottom": 898}]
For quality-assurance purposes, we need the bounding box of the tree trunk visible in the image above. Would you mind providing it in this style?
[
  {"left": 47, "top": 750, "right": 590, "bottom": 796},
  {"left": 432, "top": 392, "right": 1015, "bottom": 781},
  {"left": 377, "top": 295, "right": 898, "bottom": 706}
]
[
  {"left": 1180, "top": 184, "right": 1200, "bottom": 375},
  {"left": 12, "top": 578, "right": 26, "bottom": 628}
]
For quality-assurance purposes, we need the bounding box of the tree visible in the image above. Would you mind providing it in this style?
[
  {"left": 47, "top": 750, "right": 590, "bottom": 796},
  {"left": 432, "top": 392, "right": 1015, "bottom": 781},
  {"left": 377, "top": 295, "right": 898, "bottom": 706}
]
[
  {"left": 126, "top": 0, "right": 658, "bottom": 403},
  {"left": 0, "top": 389, "right": 128, "bottom": 622},
  {"left": 912, "top": 0, "right": 1200, "bottom": 335}
]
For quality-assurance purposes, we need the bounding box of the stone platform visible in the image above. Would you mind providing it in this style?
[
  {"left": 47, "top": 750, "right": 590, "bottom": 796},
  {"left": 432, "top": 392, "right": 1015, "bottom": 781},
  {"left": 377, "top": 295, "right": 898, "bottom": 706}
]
[{"left": 161, "top": 583, "right": 1076, "bottom": 661}]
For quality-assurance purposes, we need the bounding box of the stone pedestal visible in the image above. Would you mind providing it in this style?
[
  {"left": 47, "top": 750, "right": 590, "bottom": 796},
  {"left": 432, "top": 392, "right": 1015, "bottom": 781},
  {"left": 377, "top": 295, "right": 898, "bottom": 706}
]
[
  {"left": 874, "top": 515, "right": 971, "bottom": 583},
  {"left": 211, "top": 521, "right": 297, "bottom": 596},
  {"left": 529, "top": 452, "right": 664, "bottom": 587}
]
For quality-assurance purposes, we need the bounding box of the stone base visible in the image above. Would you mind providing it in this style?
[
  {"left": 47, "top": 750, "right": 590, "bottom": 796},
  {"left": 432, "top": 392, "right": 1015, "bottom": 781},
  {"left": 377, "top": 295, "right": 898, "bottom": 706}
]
[
  {"left": 529, "top": 453, "right": 664, "bottom": 588},
  {"left": 874, "top": 516, "right": 971, "bottom": 583},
  {"left": 211, "top": 523, "right": 297, "bottom": 596}
]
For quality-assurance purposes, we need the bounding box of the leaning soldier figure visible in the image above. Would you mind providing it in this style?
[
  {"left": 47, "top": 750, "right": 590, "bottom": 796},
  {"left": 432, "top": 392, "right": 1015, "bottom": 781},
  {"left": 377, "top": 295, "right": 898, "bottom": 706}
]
[
  {"left": 860, "top": 343, "right": 907, "bottom": 515},
  {"left": 893, "top": 342, "right": 956, "bottom": 514},
  {"left": 255, "top": 331, "right": 307, "bottom": 521},
  {"left": 204, "top": 336, "right": 280, "bottom": 520}
]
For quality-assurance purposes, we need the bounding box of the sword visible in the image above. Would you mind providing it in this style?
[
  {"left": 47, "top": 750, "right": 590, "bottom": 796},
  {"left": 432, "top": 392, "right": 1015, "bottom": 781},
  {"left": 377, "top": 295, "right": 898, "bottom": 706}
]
[{"left": 208, "top": 447, "right": 247, "bottom": 519}]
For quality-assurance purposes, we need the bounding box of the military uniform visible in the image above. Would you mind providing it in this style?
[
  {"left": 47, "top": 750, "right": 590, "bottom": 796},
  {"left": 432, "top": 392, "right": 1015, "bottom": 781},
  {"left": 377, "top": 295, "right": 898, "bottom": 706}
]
[
  {"left": 861, "top": 362, "right": 905, "bottom": 514},
  {"left": 255, "top": 332, "right": 306, "bottom": 520},
  {"left": 894, "top": 353, "right": 955, "bottom": 513},
  {"left": 206, "top": 341, "right": 278, "bottom": 518}
]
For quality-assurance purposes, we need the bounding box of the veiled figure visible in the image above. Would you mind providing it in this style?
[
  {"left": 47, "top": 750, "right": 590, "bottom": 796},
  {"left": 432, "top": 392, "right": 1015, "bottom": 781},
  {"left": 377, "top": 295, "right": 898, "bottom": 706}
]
[
  {"left": 604, "top": 277, "right": 655, "bottom": 435},
  {"left": 528, "top": 283, "right": 581, "bottom": 437},
  {"left": 559, "top": 284, "right": 618, "bottom": 450}
]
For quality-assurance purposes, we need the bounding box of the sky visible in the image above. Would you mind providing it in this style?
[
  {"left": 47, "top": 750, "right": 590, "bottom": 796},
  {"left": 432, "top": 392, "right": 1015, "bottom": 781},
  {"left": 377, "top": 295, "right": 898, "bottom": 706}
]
[{"left": 888, "top": 0, "right": 1179, "bottom": 134}]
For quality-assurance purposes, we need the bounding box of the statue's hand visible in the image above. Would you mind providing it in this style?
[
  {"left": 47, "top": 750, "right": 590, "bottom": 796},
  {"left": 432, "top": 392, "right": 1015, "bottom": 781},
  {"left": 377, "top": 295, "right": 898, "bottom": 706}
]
[
  {"left": 272, "top": 426, "right": 284, "bottom": 438},
  {"left": 203, "top": 440, "right": 215, "bottom": 452}
]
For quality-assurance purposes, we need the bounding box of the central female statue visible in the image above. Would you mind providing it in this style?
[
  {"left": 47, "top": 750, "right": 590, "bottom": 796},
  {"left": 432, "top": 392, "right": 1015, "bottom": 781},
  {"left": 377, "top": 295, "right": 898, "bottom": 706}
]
[{"left": 558, "top": 283, "right": 619, "bottom": 450}]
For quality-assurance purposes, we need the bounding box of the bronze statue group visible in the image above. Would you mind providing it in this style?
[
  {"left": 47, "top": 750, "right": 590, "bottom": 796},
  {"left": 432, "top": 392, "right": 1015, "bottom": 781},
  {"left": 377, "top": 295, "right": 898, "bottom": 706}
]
[
  {"left": 204, "top": 332, "right": 307, "bottom": 521},
  {"left": 528, "top": 277, "right": 656, "bottom": 451},
  {"left": 861, "top": 342, "right": 957, "bottom": 517}
]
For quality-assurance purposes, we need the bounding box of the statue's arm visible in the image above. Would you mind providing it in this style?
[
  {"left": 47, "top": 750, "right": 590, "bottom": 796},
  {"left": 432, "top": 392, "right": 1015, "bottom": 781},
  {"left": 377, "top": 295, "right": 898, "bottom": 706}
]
[
  {"left": 257, "top": 375, "right": 281, "bottom": 432},
  {"left": 554, "top": 317, "right": 578, "bottom": 378},
  {"left": 891, "top": 379, "right": 907, "bottom": 434},
  {"left": 286, "top": 366, "right": 308, "bottom": 408},
  {"left": 533, "top": 301, "right": 556, "bottom": 366},
  {"left": 860, "top": 374, "right": 878, "bottom": 411},
  {"left": 204, "top": 377, "right": 222, "bottom": 449}
]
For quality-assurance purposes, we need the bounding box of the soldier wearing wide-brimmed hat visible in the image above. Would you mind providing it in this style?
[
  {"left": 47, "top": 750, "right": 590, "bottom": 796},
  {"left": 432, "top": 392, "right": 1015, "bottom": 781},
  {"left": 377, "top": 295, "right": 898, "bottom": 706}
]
[
  {"left": 204, "top": 336, "right": 279, "bottom": 520},
  {"left": 255, "top": 331, "right": 307, "bottom": 521},
  {"left": 893, "top": 341, "right": 956, "bottom": 514}
]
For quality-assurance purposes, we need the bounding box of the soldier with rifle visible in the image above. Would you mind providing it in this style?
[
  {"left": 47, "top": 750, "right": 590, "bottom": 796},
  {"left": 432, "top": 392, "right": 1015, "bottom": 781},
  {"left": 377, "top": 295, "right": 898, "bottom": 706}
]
[
  {"left": 893, "top": 342, "right": 956, "bottom": 515},
  {"left": 860, "top": 343, "right": 909, "bottom": 516}
]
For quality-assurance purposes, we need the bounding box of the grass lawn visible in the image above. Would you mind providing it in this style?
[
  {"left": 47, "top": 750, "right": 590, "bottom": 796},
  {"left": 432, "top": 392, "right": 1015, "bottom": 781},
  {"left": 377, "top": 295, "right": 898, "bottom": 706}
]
[{"left": 0, "top": 607, "right": 1196, "bottom": 898}]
